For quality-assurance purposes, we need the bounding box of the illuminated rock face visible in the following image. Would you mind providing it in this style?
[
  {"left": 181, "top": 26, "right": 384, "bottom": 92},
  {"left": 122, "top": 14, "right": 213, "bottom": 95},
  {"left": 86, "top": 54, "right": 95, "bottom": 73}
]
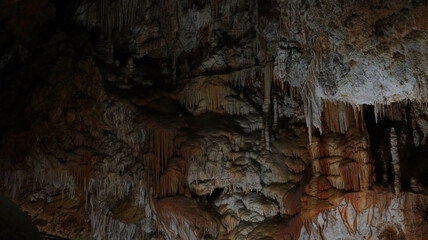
[
  {"left": 0, "top": 0, "right": 428, "bottom": 239},
  {"left": 299, "top": 192, "right": 428, "bottom": 240}
]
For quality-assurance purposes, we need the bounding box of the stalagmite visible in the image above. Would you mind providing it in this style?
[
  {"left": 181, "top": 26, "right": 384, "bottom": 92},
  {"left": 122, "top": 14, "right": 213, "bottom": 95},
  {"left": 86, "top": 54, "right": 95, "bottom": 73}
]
[
  {"left": 264, "top": 118, "right": 270, "bottom": 151},
  {"left": 126, "top": 58, "right": 135, "bottom": 74},
  {"left": 411, "top": 177, "right": 424, "bottom": 193},
  {"left": 390, "top": 127, "right": 401, "bottom": 194},
  {"left": 382, "top": 152, "right": 388, "bottom": 184}
]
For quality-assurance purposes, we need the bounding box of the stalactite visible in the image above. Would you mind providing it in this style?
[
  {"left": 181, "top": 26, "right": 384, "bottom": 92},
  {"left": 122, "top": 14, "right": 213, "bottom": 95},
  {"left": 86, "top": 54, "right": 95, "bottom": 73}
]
[
  {"left": 263, "top": 62, "right": 273, "bottom": 113},
  {"left": 273, "top": 95, "right": 278, "bottom": 129},
  {"left": 182, "top": 77, "right": 245, "bottom": 115},
  {"left": 88, "top": 168, "right": 148, "bottom": 202},
  {"left": 210, "top": 0, "right": 219, "bottom": 20},
  {"left": 102, "top": 172, "right": 133, "bottom": 199},
  {"left": 181, "top": 66, "right": 268, "bottom": 116},
  {"left": 85, "top": 168, "right": 155, "bottom": 239},
  {"left": 104, "top": 104, "right": 141, "bottom": 157},
  {"left": 301, "top": 62, "right": 320, "bottom": 143},
  {"left": 144, "top": 127, "right": 176, "bottom": 179},
  {"left": 230, "top": 66, "right": 260, "bottom": 89},
  {"left": 390, "top": 127, "right": 401, "bottom": 194},
  {"left": 275, "top": 79, "right": 302, "bottom": 101},
  {"left": 322, "top": 100, "right": 353, "bottom": 134},
  {"left": 33, "top": 168, "right": 77, "bottom": 199},
  {"left": 273, "top": 52, "right": 287, "bottom": 92},
  {"left": 89, "top": 195, "right": 153, "bottom": 240},
  {"left": 172, "top": 54, "right": 177, "bottom": 86},
  {"left": 2, "top": 170, "right": 24, "bottom": 200},
  {"left": 300, "top": 33, "right": 329, "bottom": 142},
  {"left": 157, "top": 0, "right": 179, "bottom": 57},
  {"left": 2, "top": 155, "right": 155, "bottom": 238},
  {"left": 153, "top": 157, "right": 187, "bottom": 198},
  {"left": 97, "top": 0, "right": 144, "bottom": 41},
  {"left": 374, "top": 102, "right": 403, "bottom": 123}
]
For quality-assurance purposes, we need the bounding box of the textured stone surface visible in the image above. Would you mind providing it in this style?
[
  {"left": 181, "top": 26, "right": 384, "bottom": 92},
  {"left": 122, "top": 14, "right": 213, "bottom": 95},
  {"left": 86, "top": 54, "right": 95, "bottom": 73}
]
[{"left": 0, "top": 0, "right": 427, "bottom": 239}]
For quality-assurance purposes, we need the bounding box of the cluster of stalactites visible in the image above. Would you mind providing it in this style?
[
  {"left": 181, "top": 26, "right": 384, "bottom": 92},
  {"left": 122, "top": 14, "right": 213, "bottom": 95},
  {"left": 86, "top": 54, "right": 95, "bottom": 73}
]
[
  {"left": 2, "top": 170, "right": 24, "bottom": 200},
  {"left": 322, "top": 101, "right": 349, "bottom": 134},
  {"left": 321, "top": 101, "right": 363, "bottom": 134},
  {"left": 151, "top": 158, "right": 187, "bottom": 198},
  {"left": 144, "top": 127, "right": 176, "bottom": 179},
  {"left": 88, "top": 172, "right": 134, "bottom": 200},
  {"left": 181, "top": 78, "right": 231, "bottom": 114},
  {"left": 321, "top": 100, "right": 407, "bottom": 137},
  {"left": 230, "top": 66, "right": 261, "bottom": 89},
  {"left": 297, "top": 96, "right": 407, "bottom": 142},
  {"left": 90, "top": 210, "right": 139, "bottom": 240},
  {"left": 105, "top": 105, "right": 142, "bottom": 155},
  {"left": 181, "top": 65, "right": 273, "bottom": 116},
  {"left": 273, "top": 79, "right": 301, "bottom": 101},
  {"left": 156, "top": 203, "right": 218, "bottom": 240},
  {"left": 1, "top": 158, "right": 157, "bottom": 240},
  {"left": 374, "top": 102, "right": 403, "bottom": 123},
  {"left": 33, "top": 168, "right": 77, "bottom": 199},
  {"left": 2, "top": 168, "right": 79, "bottom": 200},
  {"left": 207, "top": 84, "right": 233, "bottom": 113},
  {"left": 89, "top": 194, "right": 154, "bottom": 240},
  {"left": 181, "top": 78, "right": 247, "bottom": 116},
  {"left": 299, "top": 33, "right": 329, "bottom": 142},
  {"left": 86, "top": 171, "right": 155, "bottom": 239},
  {"left": 97, "top": 0, "right": 144, "bottom": 40}
]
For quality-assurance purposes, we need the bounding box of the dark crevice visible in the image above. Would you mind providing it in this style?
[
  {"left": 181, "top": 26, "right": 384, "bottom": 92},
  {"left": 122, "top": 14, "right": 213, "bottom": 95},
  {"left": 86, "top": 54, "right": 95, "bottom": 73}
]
[
  {"left": 364, "top": 104, "right": 428, "bottom": 189},
  {"left": 205, "top": 187, "right": 224, "bottom": 201},
  {"left": 363, "top": 105, "right": 395, "bottom": 185}
]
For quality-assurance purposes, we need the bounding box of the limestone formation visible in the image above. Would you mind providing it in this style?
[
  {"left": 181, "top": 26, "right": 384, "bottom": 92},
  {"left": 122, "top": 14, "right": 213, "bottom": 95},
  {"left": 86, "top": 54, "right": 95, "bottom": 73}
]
[{"left": 0, "top": 0, "right": 427, "bottom": 239}]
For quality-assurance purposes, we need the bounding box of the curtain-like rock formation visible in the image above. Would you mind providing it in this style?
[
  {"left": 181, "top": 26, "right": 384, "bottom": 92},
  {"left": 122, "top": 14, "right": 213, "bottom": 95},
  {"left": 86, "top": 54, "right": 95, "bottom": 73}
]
[{"left": 0, "top": 0, "right": 427, "bottom": 239}]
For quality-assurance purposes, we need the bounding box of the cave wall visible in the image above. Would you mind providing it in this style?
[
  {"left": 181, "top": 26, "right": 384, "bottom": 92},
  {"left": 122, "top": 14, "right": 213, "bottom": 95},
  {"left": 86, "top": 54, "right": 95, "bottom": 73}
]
[{"left": 0, "top": 0, "right": 428, "bottom": 239}]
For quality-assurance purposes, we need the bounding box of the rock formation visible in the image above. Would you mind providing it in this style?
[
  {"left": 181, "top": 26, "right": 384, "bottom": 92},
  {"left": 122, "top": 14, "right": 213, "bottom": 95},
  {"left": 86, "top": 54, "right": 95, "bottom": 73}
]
[{"left": 0, "top": 0, "right": 427, "bottom": 239}]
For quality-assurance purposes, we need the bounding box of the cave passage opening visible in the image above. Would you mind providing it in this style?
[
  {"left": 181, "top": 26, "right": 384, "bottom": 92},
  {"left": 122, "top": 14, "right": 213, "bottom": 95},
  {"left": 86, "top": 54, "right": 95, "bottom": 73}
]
[{"left": 363, "top": 104, "right": 428, "bottom": 190}]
